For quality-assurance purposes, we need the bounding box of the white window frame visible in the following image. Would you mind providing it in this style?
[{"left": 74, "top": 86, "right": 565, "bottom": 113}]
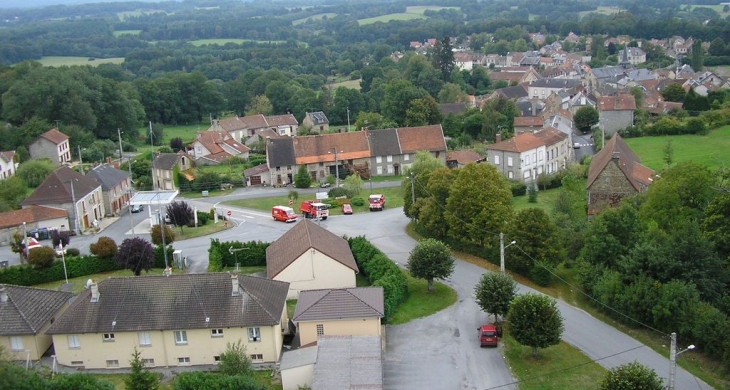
[
  {"left": 387, "top": 165, "right": 393, "bottom": 174},
  {"left": 376, "top": 156, "right": 382, "bottom": 163},
  {"left": 525, "top": 155, "right": 530, "bottom": 164},
  {"left": 376, "top": 166, "right": 383, "bottom": 175},
  {"left": 67, "top": 335, "right": 80, "bottom": 349},
  {"left": 248, "top": 327, "right": 260, "bottom": 342},
  {"left": 178, "top": 357, "right": 191, "bottom": 365},
  {"left": 523, "top": 170, "right": 531, "bottom": 178},
  {"left": 250, "top": 354, "right": 264, "bottom": 361},
  {"left": 494, "top": 155, "right": 500, "bottom": 165},
  {"left": 142, "top": 358, "right": 155, "bottom": 367},
  {"left": 386, "top": 155, "right": 393, "bottom": 162},
  {"left": 507, "top": 157, "right": 513, "bottom": 167},
  {"left": 138, "top": 332, "right": 151, "bottom": 347},
  {"left": 508, "top": 171, "right": 514, "bottom": 179},
  {"left": 103, "top": 333, "right": 115, "bottom": 342},
  {"left": 211, "top": 329, "right": 224, "bottom": 338},
  {"left": 106, "top": 360, "right": 119, "bottom": 368},
  {"left": 9, "top": 336, "right": 23, "bottom": 351},
  {"left": 174, "top": 331, "right": 188, "bottom": 345},
  {"left": 404, "top": 154, "right": 410, "bottom": 161}
]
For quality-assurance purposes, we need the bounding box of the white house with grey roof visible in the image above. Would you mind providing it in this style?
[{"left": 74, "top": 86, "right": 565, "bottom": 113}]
[
  {"left": 152, "top": 152, "right": 192, "bottom": 191},
  {"left": 86, "top": 164, "right": 132, "bottom": 216},
  {"left": 46, "top": 274, "right": 290, "bottom": 369}
]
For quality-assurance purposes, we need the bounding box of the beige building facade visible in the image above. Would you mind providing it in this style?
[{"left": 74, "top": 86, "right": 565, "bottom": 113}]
[
  {"left": 298, "top": 317, "right": 382, "bottom": 346},
  {"left": 274, "top": 249, "right": 357, "bottom": 299}
]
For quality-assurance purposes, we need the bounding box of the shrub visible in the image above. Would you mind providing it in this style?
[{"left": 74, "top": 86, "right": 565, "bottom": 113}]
[
  {"left": 154, "top": 245, "right": 175, "bottom": 269},
  {"left": 218, "top": 340, "right": 252, "bottom": 376},
  {"left": 0, "top": 255, "right": 121, "bottom": 286},
  {"left": 89, "top": 236, "right": 117, "bottom": 259},
  {"left": 328, "top": 187, "right": 351, "bottom": 198},
  {"left": 150, "top": 224, "right": 175, "bottom": 246},
  {"left": 208, "top": 239, "right": 269, "bottom": 268},
  {"left": 508, "top": 179, "right": 527, "bottom": 196},
  {"left": 27, "top": 247, "right": 55, "bottom": 268},
  {"left": 351, "top": 197, "right": 365, "bottom": 206},
  {"left": 66, "top": 248, "right": 80, "bottom": 257},
  {"left": 196, "top": 211, "right": 209, "bottom": 225}
]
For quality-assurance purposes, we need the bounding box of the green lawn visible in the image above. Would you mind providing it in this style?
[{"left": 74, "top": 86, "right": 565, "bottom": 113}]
[
  {"left": 113, "top": 30, "right": 141, "bottom": 37},
  {"left": 358, "top": 13, "right": 426, "bottom": 25},
  {"left": 225, "top": 185, "right": 404, "bottom": 215},
  {"left": 189, "top": 39, "right": 287, "bottom": 46},
  {"left": 405, "top": 6, "right": 460, "bottom": 14},
  {"left": 578, "top": 6, "right": 623, "bottom": 18},
  {"left": 387, "top": 272, "right": 457, "bottom": 325},
  {"left": 503, "top": 334, "right": 606, "bottom": 390},
  {"left": 329, "top": 78, "right": 361, "bottom": 90},
  {"left": 292, "top": 12, "right": 337, "bottom": 25},
  {"left": 625, "top": 126, "right": 730, "bottom": 171},
  {"left": 158, "top": 123, "right": 209, "bottom": 144},
  {"left": 35, "top": 56, "right": 125, "bottom": 67},
  {"left": 34, "top": 268, "right": 169, "bottom": 294},
  {"left": 175, "top": 220, "right": 231, "bottom": 240}
]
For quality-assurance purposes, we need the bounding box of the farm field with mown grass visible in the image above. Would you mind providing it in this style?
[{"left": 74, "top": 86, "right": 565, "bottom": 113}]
[
  {"left": 189, "top": 39, "right": 287, "bottom": 46},
  {"left": 292, "top": 12, "right": 337, "bottom": 25},
  {"left": 113, "top": 30, "right": 141, "bottom": 37},
  {"left": 624, "top": 126, "right": 730, "bottom": 171},
  {"left": 34, "top": 56, "right": 124, "bottom": 67},
  {"left": 329, "top": 78, "right": 361, "bottom": 90},
  {"left": 578, "top": 5, "right": 624, "bottom": 18},
  {"left": 358, "top": 13, "right": 426, "bottom": 25}
]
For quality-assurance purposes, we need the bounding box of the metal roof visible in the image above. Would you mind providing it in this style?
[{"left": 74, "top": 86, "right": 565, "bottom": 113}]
[{"left": 129, "top": 190, "right": 179, "bottom": 206}]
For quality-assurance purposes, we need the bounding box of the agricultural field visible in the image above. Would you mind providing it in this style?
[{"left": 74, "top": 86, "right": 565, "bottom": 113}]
[
  {"left": 113, "top": 30, "right": 141, "bottom": 37},
  {"left": 405, "top": 6, "right": 460, "bottom": 14},
  {"left": 189, "top": 39, "right": 287, "bottom": 46},
  {"left": 292, "top": 12, "right": 337, "bottom": 25},
  {"left": 625, "top": 126, "right": 730, "bottom": 171},
  {"left": 683, "top": 4, "right": 730, "bottom": 15},
  {"left": 358, "top": 13, "right": 427, "bottom": 25},
  {"left": 578, "top": 6, "right": 624, "bottom": 18},
  {"left": 35, "top": 56, "right": 125, "bottom": 67},
  {"left": 117, "top": 10, "right": 169, "bottom": 20},
  {"left": 329, "top": 78, "right": 361, "bottom": 90}
]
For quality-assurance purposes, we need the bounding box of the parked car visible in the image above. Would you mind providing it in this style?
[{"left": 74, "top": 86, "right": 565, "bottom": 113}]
[
  {"left": 342, "top": 203, "right": 353, "bottom": 215},
  {"left": 272, "top": 205, "right": 298, "bottom": 223},
  {"left": 478, "top": 324, "right": 499, "bottom": 347},
  {"left": 131, "top": 204, "right": 144, "bottom": 213}
]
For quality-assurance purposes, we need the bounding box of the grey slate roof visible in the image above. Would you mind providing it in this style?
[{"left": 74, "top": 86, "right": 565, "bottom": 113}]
[
  {"left": 495, "top": 85, "right": 528, "bottom": 99},
  {"left": 293, "top": 287, "right": 384, "bottom": 322},
  {"left": 306, "top": 111, "right": 329, "bottom": 125},
  {"left": 311, "top": 335, "right": 383, "bottom": 390},
  {"left": 591, "top": 66, "right": 626, "bottom": 80},
  {"left": 266, "top": 220, "right": 358, "bottom": 279},
  {"left": 528, "top": 79, "right": 583, "bottom": 89},
  {"left": 266, "top": 137, "right": 296, "bottom": 167},
  {"left": 152, "top": 153, "right": 180, "bottom": 170},
  {"left": 0, "top": 285, "right": 72, "bottom": 336},
  {"left": 280, "top": 345, "right": 318, "bottom": 370},
  {"left": 21, "top": 166, "right": 101, "bottom": 206},
  {"left": 367, "top": 129, "right": 401, "bottom": 157},
  {"left": 86, "top": 164, "right": 130, "bottom": 191},
  {"left": 46, "top": 274, "right": 289, "bottom": 334}
]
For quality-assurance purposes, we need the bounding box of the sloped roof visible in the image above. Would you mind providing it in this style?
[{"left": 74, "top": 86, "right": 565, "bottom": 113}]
[
  {"left": 266, "top": 114, "right": 298, "bottom": 127},
  {"left": 21, "top": 166, "right": 101, "bottom": 206},
  {"left": 47, "top": 274, "right": 289, "bottom": 334},
  {"left": 266, "top": 219, "right": 358, "bottom": 279},
  {"left": 293, "top": 132, "right": 370, "bottom": 165},
  {"left": 152, "top": 153, "right": 181, "bottom": 170},
  {"left": 267, "top": 137, "right": 296, "bottom": 167},
  {"left": 195, "top": 130, "right": 249, "bottom": 158},
  {"left": 528, "top": 79, "right": 582, "bottom": 89},
  {"left": 0, "top": 150, "right": 15, "bottom": 164},
  {"left": 293, "top": 287, "right": 384, "bottom": 322},
  {"left": 311, "top": 336, "right": 383, "bottom": 390},
  {"left": 587, "top": 133, "right": 655, "bottom": 192},
  {"left": 0, "top": 285, "right": 71, "bottom": 335},
  {"left": 486, "top": 133, "right": 545, "bottom": 153},
  {"left": 306, "top": 112, "right": 329, "bottom": 125},
  {"left": 215, "top": 115, "right": 269, "bottom": 132},
  {"left": 36, "top": 128, "right": 69, "bottom": 145},
  {"left": 446, "top": 150, "right": 484, "bottom": 165},
  {"left": 495, "top": 85, "right": 529, "bottom": 99},
  {"left": 532, "top": 127, "right": 568, "bottom": 146},
  {"left": 244, "top": 163, "right": 269, "bottom": 178},
  {"left": 438, "top": 103, "right": 467, "bottom": 116},
  {"left": 368, "top": 129, "right": 401, "bottom": 157},
  {"left": 396, "top": 125, "right": 446, "bottom": 153},
  {"left": 598, "top": 95, "right": 636, "bottom": 111},
  {"left": 514, "top": 116, "right": 544, "bottom": 127},
  {"left": 86, "top": 164, "right": 130, "bottom": 191},
  {"left": 0, "top": 205, "right": 68, "bottom": 229}
]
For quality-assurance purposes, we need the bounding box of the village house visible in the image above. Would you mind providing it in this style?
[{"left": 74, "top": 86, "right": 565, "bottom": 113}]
[
  {"left": 207, "top": 114, "right": 299, "bottom": 144},
  {"left": 0, "top": 206, "right": 69, "bottom": 246},
  {"left": 46, "top": 274, "right": 290, "bottom": 369},
  {"left": 86, "top": 164, "right": 132, "bottom": 216},
  {"left": 302, "top": 112, "right": 330, "bottom": 133},
  {"left": 293, "top": 132, "right": 371, "bottom": 183},
  {"left": 446, "top": 150, "right": 484, "bottom": 169},
  {"left": 29, "top": 129, "right": 71, "bottom": 166},
  {"left": 0, "top": 151, "right": 16, "bottom": 180},
  {"left": 190, "top": 127, "right": 250, "bottom": 165},
  {"left": 152, "top": 152, "right": 192, "bottom": 191},
  {"left": 598, "top": 95, "right": 636, "bottom": 136},
  {"left": 485, "top": 128, "right": 570, "bottom": 182}
]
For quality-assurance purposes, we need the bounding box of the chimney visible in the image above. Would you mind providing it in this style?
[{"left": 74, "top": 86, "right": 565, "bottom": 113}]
[
  {"left": 496, "top": 133, "right": 502, "bottom": 143},
  {"left": 90, "top": 282, "right": 100, "bottom": 303},
  {"left": 231, "top": 273, "right": 239, "bottom": 296},
  {"left": 612, "top": 152, "right": 620, "bottom": 160},
  {"left": 0, "top": 287, "right": 7, "bottom": 305}
]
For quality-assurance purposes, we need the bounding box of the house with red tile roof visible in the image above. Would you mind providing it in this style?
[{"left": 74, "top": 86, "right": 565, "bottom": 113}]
[
  {"left": 446, "top": 150, "right": 484, "bottom": 169},
  {"left": 208, "top": 114, "right": 299, "bottom": 143},
  {"left": 587, "top": 133, "right": 654, "bottom": 215},
  {"left": 191, "top": 128, "right": 250, "bottom": 165},
  {"left": 513, "top": 116, "right": 545, "bottom": 135},
  {"left": 597, "top": 94, "right": 636, "bottom": 136},
  {"left": 0, "top": 206, "right": 69, "bottom": 245},
  {"left": 29, "top": 129, "right": 71, "bottom": 166},
  {"left": 0, "top": 151, "right": 17, "bottom": 180},
  {"left": 485, "top": 127, "right": 570, "bottom": 183}
]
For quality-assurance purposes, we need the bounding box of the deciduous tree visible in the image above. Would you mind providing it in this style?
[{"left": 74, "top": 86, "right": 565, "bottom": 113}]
[
  {"left": 150, "top": 224, "right": 175, "bottom": 246},
  {"left": 218, "top": 340, "right": 252, "bottom": 377},
  {"left": 475, "top": 272, "right": 517, "bottom": 323},
  {"left": 507, "top": 293, "right": 564, "bottom": 357},
  {"left": 574, "top": 106, "right": 599, "bottom": 133},
  {"left": 598, "top": 361, "right": 663, "bottom": 390},
  {"left": 402, "top": 151, "right": 444, "bottom": 219},
  {"left": 506, "top": 208, "right": 562, "bottom": 276},
  {"left": 166, "top": 201, "right": 194, "bottom": 232},
  {"left": 115, "top": 237, "right": 155, "bottom": 276},
  {"left": 90, "top": 236, "right": 118, "bottom": 259},
  {"left": 407, "top": 238, "right": 454, "bottom": 292},
  {"left": 16, "top": 159, "right": 55, "bottom": 188},
  {"left": 27, "top": 246, "right": 54, "bottom": 268}
]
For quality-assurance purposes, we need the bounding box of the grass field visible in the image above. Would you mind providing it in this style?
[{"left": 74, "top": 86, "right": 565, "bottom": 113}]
[
  {"left": 405, "top": 6, "right": 460, "bottom": 14},
  {"left": 578, "top": 6, "right": 623, "bottom": 18},
  {"left": 625, "top": 126, "right": 730, "bottom": 171},
  {"left": 189, "top": 39, "right": 287, "bottom": 46},
  {"left": 113, "top": 30, "right": 141, "bottom": 37},
  {"left": 35, "top": 56, "right": 125, "bottom": 67},
  {"left": 329, "top": 78, "right": 361, "bottom": 90},
  {"left": 158, "top": 123, "right": 209, "bottom": 144},
  {"left": 358, "top": 13, "right": 427, "bottom": 25},
  {"left": 683, "top": 4, "right": 730, "bottom": 16},
  {"left": 33, "top": 268, "right": 170, "bottom": 294},
  {"left": 117, "top": 10, "right": 168, "bottom": 20},
  {"left": 292, "top": 12, "right": 337, "bottom": 25},
  {"left": 388, "top": 272, "right": 457, "bottom": 325}
]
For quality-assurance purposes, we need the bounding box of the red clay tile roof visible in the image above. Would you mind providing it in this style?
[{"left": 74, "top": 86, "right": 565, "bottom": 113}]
[
  {"left": 266, "top": 114, "right": 298, "bottom": 126},
  {"left": 598, "top": 95, "right": 636, "bottom": 111},
  {"left": 0, "top": 206, "right": 68, "bottom": 230},
  {"left": 215, "top": 115, "right": 269, "bottom": 132},
  {"left": 489, "top": 72, "right": 525, "bottom": 82},
  {"left": 37, "top": 129, "right": 69, "bottom": 145},
  {"left": 446, "top": 150, "right": 483, "bottom": 165},
  {"left": 532, "top": 127, "right": 568, "bottom": 145},
  {"left": 513, "top": 117, "right": 544, "bottom": 127},
  {"left": 266, "top": 220, "right": 358, "bottom": 279},
  {"left": 0, "top": 150, "right": 15, "bottom": 163},
  {"left": 195, "top": 130, "right": 249, "bottom": 158},
  {"left": 486, "top": 132, "right": 545, "bottom": 153},
  {"left": 587, "top": 133, "right": 655, "bottom": 192},
  {"left": 396, "top": 125, "right": 446, "bottom": 153},
  {"left": 293, "top": 132, "right": 370, "bottom": 164}
]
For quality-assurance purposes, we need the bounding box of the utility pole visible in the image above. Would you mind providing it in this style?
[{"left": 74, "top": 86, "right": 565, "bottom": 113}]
[
  {"left": 668, "top": 332, "right": 695, "bottom": 390},
  {"left": 69, "top": 180, "right": 81, "bottom": 235},
  {"left": 347, "top": 107, "right": 350, "bottom": 131},
  {"left": 149, "top": 121, "right": 156, "bottom": 191},
  {"left": 128, "top": 157, "right": 135, "bottom": 236},
  {"left": 117, "top": 128, "right": 124, "bottom": 161},
  {"left": 157, "top": 198, "right": 168, "bottom": 269},
  {"left": 409, "top": 172, "right": 416, "bottom": 221},
  {"left": 77, "top": 146, "right": 84, "bottom": 174},
  {"left": 500, "top": 232, "right": 516, "bottom": 273}
]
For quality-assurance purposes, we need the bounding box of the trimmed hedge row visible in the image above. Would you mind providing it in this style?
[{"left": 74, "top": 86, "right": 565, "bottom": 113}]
[
  {"left": 208, "top": 239, "right": 269, "bottom": 271},
  {"left": 0, "top": 255, "right": 122, "bottom": 286},
  {"left": 347, "top": 236, "right": 408, "bottom": 320}
]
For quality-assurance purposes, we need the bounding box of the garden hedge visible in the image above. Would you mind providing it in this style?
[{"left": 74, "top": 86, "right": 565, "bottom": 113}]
[
  {"left": 0, "top": 255, "right": 122, "bottom": 286},
  {"left": 208, "top": 239, "right": 269, "bottom": 271}
]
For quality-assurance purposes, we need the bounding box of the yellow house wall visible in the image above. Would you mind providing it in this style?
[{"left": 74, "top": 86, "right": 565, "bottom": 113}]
[
  {"left": 297, "top": 317, "right": 381, "bottom": 346},
  {"left": 51, "top": 325, "right": 282, "bottom": 369},
  {"left": 274, "top": 250, "right": 356, "bottom": 299},
  {"left": 2, "top": 303, "right": 68, "bottom": 361},
  {"left": 282, "top": 363, "right": 315, "bottom": 390}
]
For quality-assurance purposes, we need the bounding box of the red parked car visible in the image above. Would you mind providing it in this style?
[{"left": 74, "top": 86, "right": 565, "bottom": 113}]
[
  {"left": 478, "top": 324, "right": 499, "bottom": 347},
  {"left": 342, "top": 203, "right": 353, "bottom": 215}
]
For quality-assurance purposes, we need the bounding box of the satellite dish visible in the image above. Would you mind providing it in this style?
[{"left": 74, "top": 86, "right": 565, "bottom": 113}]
[{"left": 85, "top": 279, "right": 93, "bottom": 289}]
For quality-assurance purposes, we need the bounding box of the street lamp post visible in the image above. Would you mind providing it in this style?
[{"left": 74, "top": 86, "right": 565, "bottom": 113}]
[
  {"left": 668, "top": 332, "right": 695, "bottom": 390},
  {"left": 58, "top": 244, "right": 68, "bottom": 285},
  {"left": 229, "top": 247, "right": 249, "bottom": 272},
  {"left": 329, "top": 147, "right": 343, "bottom": 188},
  {"left": 499, "top": 232, "right": 516, "bottom": 273},
  {"left": 77, "top": 146, "right": 84, "bottom": 174}
]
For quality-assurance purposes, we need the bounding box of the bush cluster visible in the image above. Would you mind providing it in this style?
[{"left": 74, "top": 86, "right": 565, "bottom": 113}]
[
  {"left": 196, "top": 211, "right": 209, "bottom": 225},
  {"left": 89, "top": 236, "right": 117, "bottom": 259},
  {"left": 351, "top": 197, "right": 365, "bottom": 206},
  {"left": 0, "top": 255, "right": 122, "bottom": 286},
  {"left": 347, "top": 236, "right": 408, "bottom": 320},
  {"left": 208, "top": 239, "right": 269, "bottom": 271}
]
